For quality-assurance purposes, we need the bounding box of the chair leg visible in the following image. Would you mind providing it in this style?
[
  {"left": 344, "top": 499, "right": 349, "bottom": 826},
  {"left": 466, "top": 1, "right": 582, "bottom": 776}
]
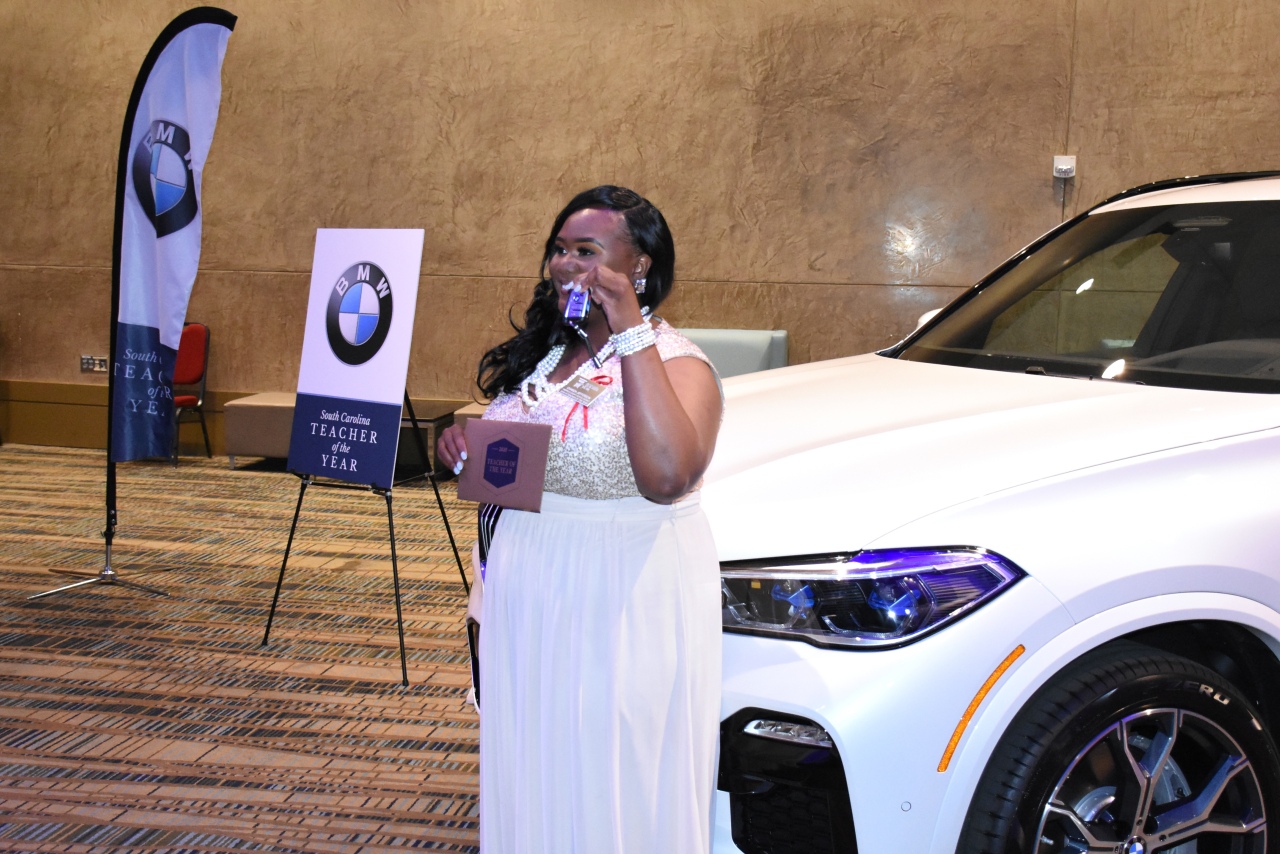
[
  {"left": 197, "top": 409, "right": 211, "bottom": 457},
  {"left": 171, "top": 409, "right": 180, "bottom": 466}
]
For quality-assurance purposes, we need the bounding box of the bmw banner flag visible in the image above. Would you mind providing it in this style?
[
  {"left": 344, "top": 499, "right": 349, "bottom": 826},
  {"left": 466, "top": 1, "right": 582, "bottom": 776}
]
[{"left": 110, "top": 8, "right": 235, "bottom": 462}]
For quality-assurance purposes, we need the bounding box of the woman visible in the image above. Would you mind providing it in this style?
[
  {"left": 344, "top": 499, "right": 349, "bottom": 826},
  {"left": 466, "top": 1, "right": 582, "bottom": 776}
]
[{"left": 436, "top": 185, "right": 723, "bottom": 853}]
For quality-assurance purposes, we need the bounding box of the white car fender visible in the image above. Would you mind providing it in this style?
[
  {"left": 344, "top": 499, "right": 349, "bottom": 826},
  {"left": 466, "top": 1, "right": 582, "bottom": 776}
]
[{"left": 929, "top": 591, "right": 1280, "bottom": 852}]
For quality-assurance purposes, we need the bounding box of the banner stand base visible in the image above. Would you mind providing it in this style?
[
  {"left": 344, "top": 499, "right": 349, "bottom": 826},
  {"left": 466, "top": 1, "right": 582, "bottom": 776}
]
[{"left": 28, "top": 546, "right": 169, "bottom": 601}]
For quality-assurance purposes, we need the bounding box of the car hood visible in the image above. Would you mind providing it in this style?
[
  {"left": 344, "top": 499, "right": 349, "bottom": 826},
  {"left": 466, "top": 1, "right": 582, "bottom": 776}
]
[{"left": 701, "top": 354, "right": 1280, "bottom": 560}]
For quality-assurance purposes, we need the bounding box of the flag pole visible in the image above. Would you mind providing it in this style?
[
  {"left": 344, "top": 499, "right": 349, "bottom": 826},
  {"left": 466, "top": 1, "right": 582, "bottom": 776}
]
[{"left": 29, "top": 7, "right": 236, "bottom": 600}]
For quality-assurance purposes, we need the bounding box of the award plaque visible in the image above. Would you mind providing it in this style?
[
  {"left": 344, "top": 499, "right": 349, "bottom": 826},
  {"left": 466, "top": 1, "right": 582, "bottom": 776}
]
[{"left": 457, "top": 419, "right": 552, "bottom": 511}]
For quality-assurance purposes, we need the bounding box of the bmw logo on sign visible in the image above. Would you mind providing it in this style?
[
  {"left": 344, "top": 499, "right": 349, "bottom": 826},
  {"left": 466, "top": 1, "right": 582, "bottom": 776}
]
[
  {"left": 326, "top": 261, "right": 394, "bottom": 365},
  {"left": 130, "top": 120, "right": 198, "bottom": 237}
]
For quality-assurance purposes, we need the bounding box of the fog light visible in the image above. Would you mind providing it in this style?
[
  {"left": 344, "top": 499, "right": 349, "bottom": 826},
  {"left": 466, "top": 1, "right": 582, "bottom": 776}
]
[{"left": 744, "top": 718, "right": 835, "bottom": 749}]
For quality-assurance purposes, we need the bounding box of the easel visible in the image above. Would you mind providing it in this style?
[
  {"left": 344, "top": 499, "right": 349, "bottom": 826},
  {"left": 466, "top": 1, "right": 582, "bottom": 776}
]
[{"left": 261, "top": 392, "right": 468, "bottom": 687}]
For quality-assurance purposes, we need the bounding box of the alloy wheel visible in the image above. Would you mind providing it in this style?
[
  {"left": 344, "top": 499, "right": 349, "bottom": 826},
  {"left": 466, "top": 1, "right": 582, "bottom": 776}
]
[{"left": 1034, "top": 708, "right": 1266, "bottom": 853}]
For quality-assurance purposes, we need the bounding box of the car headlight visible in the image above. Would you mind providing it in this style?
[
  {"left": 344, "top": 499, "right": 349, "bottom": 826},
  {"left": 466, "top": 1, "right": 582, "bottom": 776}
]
[{"left": 721, "top": 547, "right": 1025, "bottom": 649}]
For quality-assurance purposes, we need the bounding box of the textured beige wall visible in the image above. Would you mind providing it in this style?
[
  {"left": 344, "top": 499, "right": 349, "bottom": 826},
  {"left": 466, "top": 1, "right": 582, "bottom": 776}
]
[
  {"left": 2, "top": 0, "right": 1279, "bottom": 401},
  {"left": 1068, "top": 0, "right": 1280, "bottom": 209}
]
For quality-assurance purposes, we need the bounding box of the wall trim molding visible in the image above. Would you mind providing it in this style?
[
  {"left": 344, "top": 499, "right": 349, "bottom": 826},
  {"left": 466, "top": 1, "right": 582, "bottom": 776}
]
[{"left": 0, "top": 381, "right": 468, "bottom": 456}]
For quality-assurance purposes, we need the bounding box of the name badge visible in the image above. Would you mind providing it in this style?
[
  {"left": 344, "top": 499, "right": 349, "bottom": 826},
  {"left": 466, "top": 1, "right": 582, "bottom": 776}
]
[{"left": 559, "top": 375, "right": 609, "bottom": 407}]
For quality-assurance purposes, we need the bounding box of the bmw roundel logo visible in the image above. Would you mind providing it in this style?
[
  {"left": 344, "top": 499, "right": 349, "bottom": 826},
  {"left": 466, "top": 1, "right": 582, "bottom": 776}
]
[
  {"left": 130, "top": 120, "right": 198, "bottom": 238},
  {"left": 326, "top": 261, "right": 394, "bottom": 365}
]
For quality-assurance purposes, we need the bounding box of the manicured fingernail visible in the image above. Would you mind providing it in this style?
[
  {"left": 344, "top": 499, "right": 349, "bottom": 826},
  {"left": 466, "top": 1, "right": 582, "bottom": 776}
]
[
  {"left": 453, "top": 462, "right": 463, "bottom": 475},
  {"left": 460, "top": 450, "right": 468, "bottom": 461}
]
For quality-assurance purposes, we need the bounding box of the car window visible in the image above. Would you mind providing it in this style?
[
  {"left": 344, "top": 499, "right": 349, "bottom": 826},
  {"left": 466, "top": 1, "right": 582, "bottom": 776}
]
[{"left": 900, "top": 201, "right": 1280, "bottom": 392}]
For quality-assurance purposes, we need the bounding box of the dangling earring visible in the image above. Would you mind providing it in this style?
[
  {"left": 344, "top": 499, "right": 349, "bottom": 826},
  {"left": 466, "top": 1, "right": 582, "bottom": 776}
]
[{"left": 633, "top": 277, "right": 647, "bottom": 294}]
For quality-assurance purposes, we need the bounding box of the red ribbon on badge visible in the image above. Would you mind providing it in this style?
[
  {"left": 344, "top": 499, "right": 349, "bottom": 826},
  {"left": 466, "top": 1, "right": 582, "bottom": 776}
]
[{"left": 562, "top": 375, "right": 613, "bottom": 441}]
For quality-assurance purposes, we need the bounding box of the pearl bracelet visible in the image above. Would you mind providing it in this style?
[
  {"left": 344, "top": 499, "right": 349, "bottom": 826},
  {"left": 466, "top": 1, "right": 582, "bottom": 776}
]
[{"left": 610, "top": 320, "right": 658, "bottom": 357}]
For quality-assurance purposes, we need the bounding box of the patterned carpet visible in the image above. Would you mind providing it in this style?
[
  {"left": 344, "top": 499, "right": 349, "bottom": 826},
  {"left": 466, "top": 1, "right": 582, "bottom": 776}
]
[{"left": 0, "top": 444, "right": 479, "bottom": 853}]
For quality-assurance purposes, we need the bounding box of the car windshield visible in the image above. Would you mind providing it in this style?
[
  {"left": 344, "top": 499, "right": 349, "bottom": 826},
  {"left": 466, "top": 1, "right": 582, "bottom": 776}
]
[{"left": 899, "top": 200, "right": 1280, "bottom": 393}]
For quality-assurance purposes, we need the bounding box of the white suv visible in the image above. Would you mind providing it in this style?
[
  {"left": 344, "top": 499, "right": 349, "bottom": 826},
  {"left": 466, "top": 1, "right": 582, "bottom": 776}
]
[{"left": 704, "top": 172, "right": 1280, "bottom": 854}]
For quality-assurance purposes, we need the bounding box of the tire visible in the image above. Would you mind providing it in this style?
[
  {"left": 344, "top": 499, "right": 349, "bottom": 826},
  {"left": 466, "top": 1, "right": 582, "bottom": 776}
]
[{"left": 958, "top": 641, "right": 1280, "bottom": 854}]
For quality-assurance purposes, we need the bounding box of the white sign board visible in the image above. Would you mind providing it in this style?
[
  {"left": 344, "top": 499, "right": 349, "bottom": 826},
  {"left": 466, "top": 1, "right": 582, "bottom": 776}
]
[{"left": 288, "top": 228, "right": 425, "bottom": 488}]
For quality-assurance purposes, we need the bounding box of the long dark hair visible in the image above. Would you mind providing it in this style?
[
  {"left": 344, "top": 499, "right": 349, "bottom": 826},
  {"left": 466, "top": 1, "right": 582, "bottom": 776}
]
[{"left": 476, "top": 185, "right": 676, "bottom": 398}]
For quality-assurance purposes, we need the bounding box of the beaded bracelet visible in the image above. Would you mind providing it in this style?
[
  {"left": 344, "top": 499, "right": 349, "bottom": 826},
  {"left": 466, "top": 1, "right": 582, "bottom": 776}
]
[{"left": 610, "top": 320, "right": 658, "bottom": 357}]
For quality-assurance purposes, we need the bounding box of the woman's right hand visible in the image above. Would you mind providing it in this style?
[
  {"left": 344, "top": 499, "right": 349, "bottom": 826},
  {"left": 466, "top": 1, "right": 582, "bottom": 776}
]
[{"left": 436, "top": 423, "right": 469, "bottom": 476}]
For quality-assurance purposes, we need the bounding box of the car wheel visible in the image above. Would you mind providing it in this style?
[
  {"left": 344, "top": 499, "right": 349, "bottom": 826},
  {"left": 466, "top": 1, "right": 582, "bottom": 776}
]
[{"left": 959, "top": 641, "right": 1280, "bottom": 853}]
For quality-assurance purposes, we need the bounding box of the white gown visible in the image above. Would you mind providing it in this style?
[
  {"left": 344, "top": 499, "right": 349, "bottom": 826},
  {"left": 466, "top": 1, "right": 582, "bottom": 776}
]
[{"left": 478, "top": 322, "right": 722, "bottom": 853}]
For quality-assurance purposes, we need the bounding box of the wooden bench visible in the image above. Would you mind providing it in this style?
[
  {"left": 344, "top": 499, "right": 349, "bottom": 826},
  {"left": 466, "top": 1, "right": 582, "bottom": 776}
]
[{"left": 224, "top": 392, "right": 295, "bottom": 466}]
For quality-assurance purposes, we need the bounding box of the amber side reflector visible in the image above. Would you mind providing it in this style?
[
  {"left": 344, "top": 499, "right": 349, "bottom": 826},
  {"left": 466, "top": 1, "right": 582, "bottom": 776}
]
[{"left": 937, "top": 644, "right": 1026, "bottom": 773}]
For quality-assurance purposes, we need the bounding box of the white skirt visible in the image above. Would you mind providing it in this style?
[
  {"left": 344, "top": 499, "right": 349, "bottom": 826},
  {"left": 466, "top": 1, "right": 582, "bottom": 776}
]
[{"left": 479, "top": 492, "right": 721, "bottom": 854}]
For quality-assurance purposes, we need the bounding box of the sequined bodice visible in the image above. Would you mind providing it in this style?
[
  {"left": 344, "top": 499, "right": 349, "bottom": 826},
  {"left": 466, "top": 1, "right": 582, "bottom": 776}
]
[{"left": 483, "top": 320, "right": 717, "bottom": 500}]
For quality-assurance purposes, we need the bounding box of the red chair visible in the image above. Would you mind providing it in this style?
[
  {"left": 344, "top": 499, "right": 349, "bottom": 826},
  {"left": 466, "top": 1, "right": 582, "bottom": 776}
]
[{"left": 172, "top": 322, "right": 211, "bottom": 464}]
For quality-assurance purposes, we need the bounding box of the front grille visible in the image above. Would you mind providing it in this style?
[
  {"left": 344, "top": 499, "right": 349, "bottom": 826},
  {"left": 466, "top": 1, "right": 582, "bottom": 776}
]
[
  {"left": 731, "top": 780, "right": 852, "bottom": 854},
  {"left": 718, "top": 708, "right": 857, "bottom": 854}
]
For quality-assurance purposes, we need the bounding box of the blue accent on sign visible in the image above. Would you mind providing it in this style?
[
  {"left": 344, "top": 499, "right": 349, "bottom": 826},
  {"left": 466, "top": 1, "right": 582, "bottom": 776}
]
[
  {"left": 483, "top": 438, "right": 520, "bottom": 489},
  {"left": 338, "top": 282, "right": 381, "bottom": 345},
  {"left": 153, "top": 179, "right": 185, "bottom": 214},
  {"left": 287, "top": 392, "right": 402, "bottom": 489},
  {"left": 340, "top": 284, "right": 365, "bottom": 313},
  {"left": 110, "top": 322, "right": 178, "bottom": 462},
  {"left": 150, "top": 144, "right": 187, "bottom": 214}
]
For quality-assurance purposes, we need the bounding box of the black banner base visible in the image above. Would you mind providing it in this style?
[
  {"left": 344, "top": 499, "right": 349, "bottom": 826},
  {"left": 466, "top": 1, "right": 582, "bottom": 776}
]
[{"left": 29, "top": 560, "right": 169, "bottom": 601}]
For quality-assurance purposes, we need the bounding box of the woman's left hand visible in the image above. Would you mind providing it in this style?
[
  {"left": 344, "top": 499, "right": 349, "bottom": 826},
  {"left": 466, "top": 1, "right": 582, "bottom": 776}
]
[{"left": 575, "top": 265, "right": 646, "bottom": 334}]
